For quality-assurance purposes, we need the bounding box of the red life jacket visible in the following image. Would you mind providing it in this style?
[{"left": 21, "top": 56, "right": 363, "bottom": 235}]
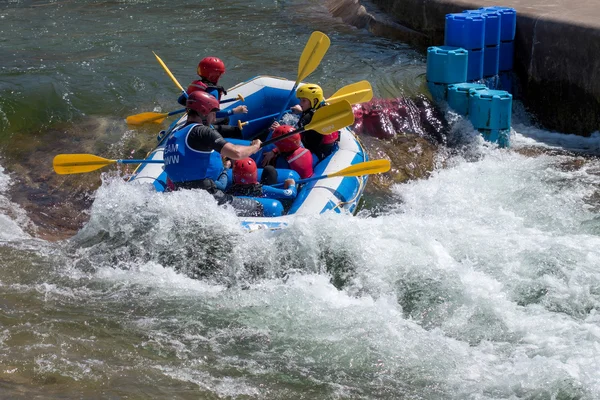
[
  {"left": 285, "top": 147, "right": 313, "bottom": 179},
  {"left": 185, "top": 79, "right": 226, "bottom": 101}
]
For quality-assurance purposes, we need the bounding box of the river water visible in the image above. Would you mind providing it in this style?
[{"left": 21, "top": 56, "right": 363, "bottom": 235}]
[{"left": 2, "top": 0, "right": 600, "bottom": 398}]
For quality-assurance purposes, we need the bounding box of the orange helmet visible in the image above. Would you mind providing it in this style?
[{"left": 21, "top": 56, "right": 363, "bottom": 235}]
[
  {"left": 186, "top": 91, "right": 219, "bottom": 115},
  {"left": 272, "top": 125, "right": 301, "bottom": 153},
  {"left": 233, "top": 158, "right": 258, "bottom": 184},
  {"left": 197, "top": 57, "right": 225, "bottom": 84}
]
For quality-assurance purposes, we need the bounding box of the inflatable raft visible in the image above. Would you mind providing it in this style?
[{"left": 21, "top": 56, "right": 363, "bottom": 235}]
[{"left": 128, "top": 76, "right": 369, "bottom": 231}]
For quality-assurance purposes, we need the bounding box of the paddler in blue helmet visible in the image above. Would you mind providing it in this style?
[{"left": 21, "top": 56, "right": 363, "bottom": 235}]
[{"left": 164, "top": 90, "right": 264, "bottom": 216}]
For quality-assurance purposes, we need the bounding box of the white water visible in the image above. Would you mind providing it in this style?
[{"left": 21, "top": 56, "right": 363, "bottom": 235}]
[
  {"left": 0, "top": 164, "right": 33, "bottom": 242},
  {"left": 21, "top": 124, "right": 590, "bottom": 398},
  {"left": 2, "top": 124, "right": 600, "bottom": 398}
]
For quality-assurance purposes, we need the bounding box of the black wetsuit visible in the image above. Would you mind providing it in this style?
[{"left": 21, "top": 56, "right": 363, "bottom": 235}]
[
  {"left": 171, "top": 122, "right": 263, "bottom": 217},
  {"left": 298, "top": 108, "right": 336, "bottom": 161}
]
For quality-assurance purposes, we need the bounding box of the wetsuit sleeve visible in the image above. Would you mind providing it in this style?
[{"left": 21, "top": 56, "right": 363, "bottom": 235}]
[
  {"left": 216, "top": 109, "right": 234, "bottom": 118},
  {"left": 262, "top": 184, "right": 297, "bottom": 200},
  {"left": 177, "top": 93, "right": 187, "bottom": 106},
  {"left": 214, "top": 124, "right": 243, "bottom": 140},
  {"left": 186, "top": 125, "right": 227, "bottom": 152}
]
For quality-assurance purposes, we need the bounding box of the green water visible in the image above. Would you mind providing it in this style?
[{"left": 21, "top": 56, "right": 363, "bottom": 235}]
[{"left": 2, "top": 1, "right": 600, "bottom": 399}]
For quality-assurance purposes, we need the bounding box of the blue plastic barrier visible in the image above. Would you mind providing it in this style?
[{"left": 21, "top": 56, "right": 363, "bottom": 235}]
[
  {"left": 499, "top": 40, "right": 514, "bottom": 71},
  {"left": 479, "top": 128, "right": 511, "bottom": 147},
  {"left": 480, "top": 6, "right": 516, "bottom": 41},
  {"left": 427, "top": 81, "right": 447, "bottom": 102},
  {"left": 447, "top": 83, "right": 487, "bottom": 115},
  {"left": 445, "top": 13, "right": 485, "bottom": 50},
  {"left": 483, "top": 45, "right": 500, "bottom": 77},
  {"left": 467, "top": 48, "right": 484, "bottom": 81},
  {"left": 426, "top": 46, "right": 468, "bottom": 84},
  {"left": 464, "top": 9, "right": 501, "bottom": 47},
  {"left": 468, "top": 89, "right": 513, "bottom": 130}
]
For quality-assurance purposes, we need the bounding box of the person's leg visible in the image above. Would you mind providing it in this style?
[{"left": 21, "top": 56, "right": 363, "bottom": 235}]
[
  {"left": 260, "top": 165, "right": 278, "bottom": 186},
  {"left": 208, "top": 185, "right": 264, "bottom": 217}
]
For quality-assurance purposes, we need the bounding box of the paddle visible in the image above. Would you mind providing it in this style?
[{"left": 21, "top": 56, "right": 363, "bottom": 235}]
[
  {"left": 53, "top": 154, "right": 163, "bottom": 175},
  {"left": 326, "top": 80, "right": 373, "bottom": 105},
  {"left": 261, "top": 100, "right": 354, "bottom": 148},
  {"left": 238, "top": 80, "right": 372, "bottom": 130},
  {"left": 57, "top": 101, "right": 353, "bottom": 175},
  {"left": 276, "top": 31, "right": 330, "bottom": 121},
  {"left": 126, "top": 108, "right": 186, "bottom": 125},
  {"left": 153, "top": 51, "right": 187, "bottom": 99},
  {"left": 272, "top": 159, "right": 391, "bottom": 187},
  {"left": 126, "top": 94, "right": 246, "bottom": 125}
]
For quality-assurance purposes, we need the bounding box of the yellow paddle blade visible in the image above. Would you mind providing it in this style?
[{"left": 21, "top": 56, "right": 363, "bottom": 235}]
[
  {"left": 53, "top": 154, "right": 116, "bottom": 175},
  {"left": 327, "top": 80, "right": 373, "bottom": 105},
  {"left": 328, "top": 159, "right": 391, "bottom": 179},
  {"left": 297, "top": 31, "right": 330, "bottom": 83},
  {"left": 306, "top": 100, "right": 355, "bottom": 135},
  {"left": 126, "top": 112, "right": 168, "bottom": 125},
  {"left": 153, "top": 51, "right": 185, "bottom": 93}
]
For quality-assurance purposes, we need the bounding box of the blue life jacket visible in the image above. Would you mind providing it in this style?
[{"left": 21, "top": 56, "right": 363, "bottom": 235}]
[{"left": 163, "top": 123, "right": 224, "bottom": 183}]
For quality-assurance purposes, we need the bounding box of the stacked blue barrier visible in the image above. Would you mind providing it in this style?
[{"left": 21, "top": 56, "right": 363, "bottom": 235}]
[
  {"left": 468, "top": 89, "right": 512, "bottom": 147},
  {"left": 426, "top": 46, "right": 468, "bottom": 102},
  {"left": 480, "top": 6, "right": 517, "bottom": 93},
  {"left": 425, "top": 5, "right": 516, "bottom": 147},
  {"left": 447, "top": 83, "right": 487, "bottom": 116},
  {"left": 464, "top": 9, "right": 501, "bottom": 79},
  {"left": 445, "top": 13, "right": 485, "bottom": 81}
]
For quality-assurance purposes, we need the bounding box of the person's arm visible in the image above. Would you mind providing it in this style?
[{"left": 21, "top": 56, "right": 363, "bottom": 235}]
[
  {"left": 216, "top": 105, "right": 247, "bottom": 119},
  {"left": 214, "top": 124, "right": 243, "bottom": 140},
  {"left": 220, "top": 139, "right": 261, "bottom": 160},
  {"left": 262, "top": 181, "right": 297, "bottom": 199}
]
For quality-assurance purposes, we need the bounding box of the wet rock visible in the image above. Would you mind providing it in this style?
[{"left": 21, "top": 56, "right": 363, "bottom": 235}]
[
  {"left": 353, "top": 96, "right": 448, "bottom": 192},
  {"left": 353, "top": 96, "right": 447, "bottom": 144}
]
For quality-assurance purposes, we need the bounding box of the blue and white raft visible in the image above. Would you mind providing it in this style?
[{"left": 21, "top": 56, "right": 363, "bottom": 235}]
[{"left": 129, "top": 76, "right": 369, "bottom": 231}]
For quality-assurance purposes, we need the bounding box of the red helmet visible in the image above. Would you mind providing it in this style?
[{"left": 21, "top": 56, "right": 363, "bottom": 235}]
[
  {"left": 272, "top": 125, "right": 301, "bottom": 153},
  {"left": 197, "top": 57, "right": 225, "bottom": 83},
  {"left": 186, "top": 91, "right": 219, "bottom": 115},
  {"left": 233, "top": 158, "right": 258, "bottom": 184}
]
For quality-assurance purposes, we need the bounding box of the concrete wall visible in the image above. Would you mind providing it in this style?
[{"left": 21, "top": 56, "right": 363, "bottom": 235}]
[{"left": 327, "top": 0, "right": 600, "bottom": 136}]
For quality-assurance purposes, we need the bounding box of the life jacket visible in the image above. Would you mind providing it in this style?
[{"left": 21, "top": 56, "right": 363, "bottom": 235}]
[
  {"left": 284, "top": 147, "right": 313, "bottom": 179},
  {"left": 163, "top": 123, "right": 224, "bottom": 183},
  {"left": 186, "top": 79, "right": 227, "bottom": 101},
  {"left": 298, "top": 105, "right": 339, "bottom": 147}
]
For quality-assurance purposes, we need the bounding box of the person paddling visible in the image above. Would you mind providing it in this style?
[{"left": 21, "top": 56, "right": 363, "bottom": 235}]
[
  {"left": 261, "top": 125, "right": 313, "bottom": 179},
  {"left": 177, "top": 57, "right": 247, "bottom": 138},
  {"left": 269, "top": 83, "right": 339, "bottom": 161},
  {"left": 164, "top": 91, "right": 263, "bottom": 216}
]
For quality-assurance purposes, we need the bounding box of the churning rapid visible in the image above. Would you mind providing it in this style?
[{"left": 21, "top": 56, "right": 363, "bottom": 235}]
[{"left": 1, "top": 0, "right": 600, "bottom": 398}]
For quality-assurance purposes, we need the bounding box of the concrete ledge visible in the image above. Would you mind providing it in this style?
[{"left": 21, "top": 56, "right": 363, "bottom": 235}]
[{"left": 328, "top": 0, "right": 600, "bottom": 135}]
